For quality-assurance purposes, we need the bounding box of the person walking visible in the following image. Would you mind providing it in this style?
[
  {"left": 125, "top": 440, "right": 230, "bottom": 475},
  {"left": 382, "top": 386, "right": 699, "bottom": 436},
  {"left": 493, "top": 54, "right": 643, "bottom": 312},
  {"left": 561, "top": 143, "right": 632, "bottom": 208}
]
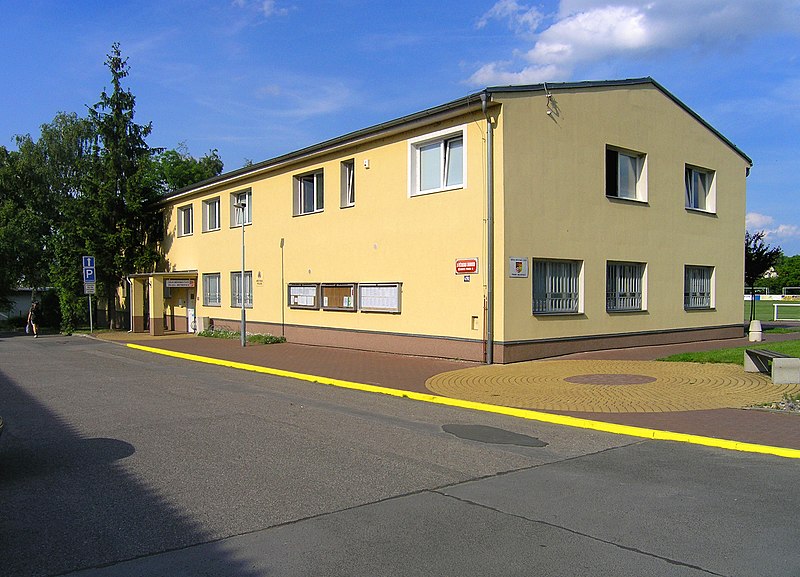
[{"left": 27, "top": 301, "right": 40, "bottom": 338}]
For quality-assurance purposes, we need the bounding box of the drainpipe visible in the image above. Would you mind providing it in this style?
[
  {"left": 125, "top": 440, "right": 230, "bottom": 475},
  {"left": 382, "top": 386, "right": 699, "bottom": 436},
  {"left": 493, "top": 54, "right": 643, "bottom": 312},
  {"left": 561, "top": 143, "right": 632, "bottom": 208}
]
[
  {"left": 127, "top": 276, "right": 134, "bottom": 332},
  {"left": 481, "top": 90, "right": 495, "bottom": 364}
]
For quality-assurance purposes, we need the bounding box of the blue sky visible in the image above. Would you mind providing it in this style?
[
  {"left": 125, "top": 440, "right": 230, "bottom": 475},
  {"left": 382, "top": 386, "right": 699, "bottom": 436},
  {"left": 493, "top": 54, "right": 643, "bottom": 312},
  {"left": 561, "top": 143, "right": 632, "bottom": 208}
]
[{"left": 2, "top": 0, "right": 799, "bottom": 254}]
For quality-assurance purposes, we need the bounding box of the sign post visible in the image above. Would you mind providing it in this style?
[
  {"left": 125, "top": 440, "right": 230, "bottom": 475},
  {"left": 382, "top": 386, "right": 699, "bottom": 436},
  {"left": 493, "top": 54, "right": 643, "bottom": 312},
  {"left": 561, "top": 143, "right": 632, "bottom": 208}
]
[{"left": 83, "top": 256, "right": 96, "bottom": 333}]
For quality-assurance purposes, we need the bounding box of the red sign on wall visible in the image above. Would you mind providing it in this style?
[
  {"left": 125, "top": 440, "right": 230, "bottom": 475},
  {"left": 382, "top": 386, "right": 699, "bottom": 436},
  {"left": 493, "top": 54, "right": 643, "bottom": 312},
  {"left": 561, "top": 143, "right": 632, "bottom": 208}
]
[{"left": 455, "top": 258, "right": 479, "bottom": 275}]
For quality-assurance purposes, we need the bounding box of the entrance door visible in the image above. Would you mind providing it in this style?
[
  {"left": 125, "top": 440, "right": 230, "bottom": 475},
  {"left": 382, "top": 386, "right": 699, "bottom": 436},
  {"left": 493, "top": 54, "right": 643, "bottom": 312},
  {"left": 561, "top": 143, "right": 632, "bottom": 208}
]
[{"left": 187, "top": 292, "right": 196, "bottom": 333}]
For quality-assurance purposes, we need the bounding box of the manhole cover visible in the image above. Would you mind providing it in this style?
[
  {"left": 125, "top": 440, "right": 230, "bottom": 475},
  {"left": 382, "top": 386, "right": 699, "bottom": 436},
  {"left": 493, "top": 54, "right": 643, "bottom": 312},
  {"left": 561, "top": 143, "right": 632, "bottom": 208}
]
[
  {"left": 564, "top": 373, "right": 657, "bottom": 385},
  {"left": 442, "top": 424, "right": 547, "bottom": 447}
]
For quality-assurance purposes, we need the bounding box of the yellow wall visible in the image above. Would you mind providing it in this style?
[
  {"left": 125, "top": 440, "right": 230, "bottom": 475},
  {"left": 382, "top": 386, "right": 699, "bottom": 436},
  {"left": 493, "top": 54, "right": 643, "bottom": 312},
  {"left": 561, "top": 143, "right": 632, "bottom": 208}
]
[
  {"left": 163, "top": 111, "right": 490, "bottom": 341},
  {"left": 160, "top": 83, "right": 747, "bottom": 351},
  {"left": 496, "top": 85, "right": 748, "bottom": 342}
]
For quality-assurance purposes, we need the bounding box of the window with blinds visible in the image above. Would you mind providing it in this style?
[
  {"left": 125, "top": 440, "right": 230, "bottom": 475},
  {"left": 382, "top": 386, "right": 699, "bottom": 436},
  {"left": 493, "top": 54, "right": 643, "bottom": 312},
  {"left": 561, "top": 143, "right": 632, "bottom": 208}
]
[
  {"left": 684, "top": 266, "right": 713, "bottom": 309},
  {"left": 533, "top": 259, "right": 582, "bottom": 314},
  {"left": 606, "top": 262, "right": 645, "bottom": 312}
]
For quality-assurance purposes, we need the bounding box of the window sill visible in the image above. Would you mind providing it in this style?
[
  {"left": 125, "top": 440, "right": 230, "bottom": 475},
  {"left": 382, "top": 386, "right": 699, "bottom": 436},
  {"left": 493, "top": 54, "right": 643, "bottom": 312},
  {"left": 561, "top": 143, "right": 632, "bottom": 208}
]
[
  {"left": 202, "top": 228, "right": 221, "bottom": 234},
  {"left": 203, "top": 303, "right": 221, "bottom": 307},
  {"left": 605, "top": 195, "right": 648, "bottom": 205},
  {"left": 340, "top": 204, "right": 355, "bottom": 210},
  {"left": 607, "top": 309, "right": 646, "bottom": 314},
  {"left": 177, "top": 233, "right": 194, "bottom": 238},
  {"left": 685, "top": 307, "right": 715, "bottom": 311},
  {"left": 685, "top": 207, "right": 717, "bottom": 216},
  {"left": 293, "top": 209, "right": 324, "bottom": 217},
  {"left": 229, "top": 222, "right": 253, "bottom": 228},
  {"left": 411, "top": 185, "right": 463, "bottom": 198},
  {"left": 533, "top": 311, "right": 583, "bottom": 317}
]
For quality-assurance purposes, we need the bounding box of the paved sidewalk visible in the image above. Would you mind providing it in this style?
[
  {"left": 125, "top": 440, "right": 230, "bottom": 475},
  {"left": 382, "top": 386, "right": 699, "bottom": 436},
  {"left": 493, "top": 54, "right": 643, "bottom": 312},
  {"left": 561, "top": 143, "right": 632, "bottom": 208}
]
[{"left": 96, "top": 330, "right": 800, "bottom": 453}]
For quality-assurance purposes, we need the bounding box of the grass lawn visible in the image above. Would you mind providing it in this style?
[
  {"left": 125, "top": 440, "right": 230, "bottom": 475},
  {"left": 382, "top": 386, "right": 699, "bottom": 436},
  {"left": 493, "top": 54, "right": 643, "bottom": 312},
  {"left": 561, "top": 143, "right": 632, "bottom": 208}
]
[
  {"left": 659, "top": 339, "right": 800, "bottom": 365},
  {"left": 744, "top": 299, "right": 800, "bottom": 322}
]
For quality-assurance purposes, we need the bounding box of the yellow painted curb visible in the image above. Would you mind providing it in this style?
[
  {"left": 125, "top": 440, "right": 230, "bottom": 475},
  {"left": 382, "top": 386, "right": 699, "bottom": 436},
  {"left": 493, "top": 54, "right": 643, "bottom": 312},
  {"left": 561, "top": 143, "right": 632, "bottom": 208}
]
[{"left": 126, "top": 343, "right": 800, "bottom": 460}]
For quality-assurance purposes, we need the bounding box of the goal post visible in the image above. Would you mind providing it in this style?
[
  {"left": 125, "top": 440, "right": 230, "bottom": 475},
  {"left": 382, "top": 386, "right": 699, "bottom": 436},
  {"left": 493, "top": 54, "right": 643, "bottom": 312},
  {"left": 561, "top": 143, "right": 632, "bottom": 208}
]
[{"left": 773, "top": 303, "right": 800, "bottom": 321}]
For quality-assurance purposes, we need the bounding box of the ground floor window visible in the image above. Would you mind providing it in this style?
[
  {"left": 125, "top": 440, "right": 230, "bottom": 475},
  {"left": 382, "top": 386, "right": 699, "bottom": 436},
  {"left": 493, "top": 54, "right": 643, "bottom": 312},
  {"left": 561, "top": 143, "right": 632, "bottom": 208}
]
[
  {"left": 203, "top": 273, "right": 221, "bottom": 306},
  {"left": 684, "top": 265, "right": 713, "bottom": 309},
  {"left": 230, "top": 271, "right": 253, "bottom": 308},
  {"left": 533, "top": 259, "right": 582, "bottom": 314},
  {"left": 606, "top": 262, "right": 645, "bottom": 312}
]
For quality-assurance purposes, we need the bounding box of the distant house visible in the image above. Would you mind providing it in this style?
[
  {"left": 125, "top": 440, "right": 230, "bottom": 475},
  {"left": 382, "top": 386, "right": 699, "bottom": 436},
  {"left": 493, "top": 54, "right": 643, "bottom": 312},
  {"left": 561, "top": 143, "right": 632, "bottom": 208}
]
[
  {"left": 131, "top": 77, "right": 751, "bottom": 363},
  {"left": 1, "top": 288, "right": 35, "bottom": 321}
]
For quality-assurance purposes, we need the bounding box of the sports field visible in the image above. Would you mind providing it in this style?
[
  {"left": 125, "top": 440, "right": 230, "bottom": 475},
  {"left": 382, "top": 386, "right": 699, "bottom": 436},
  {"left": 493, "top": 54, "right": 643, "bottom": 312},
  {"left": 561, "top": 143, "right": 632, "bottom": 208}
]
[{"left": 744, "top": 300, "right": 800, "bottom": 322}]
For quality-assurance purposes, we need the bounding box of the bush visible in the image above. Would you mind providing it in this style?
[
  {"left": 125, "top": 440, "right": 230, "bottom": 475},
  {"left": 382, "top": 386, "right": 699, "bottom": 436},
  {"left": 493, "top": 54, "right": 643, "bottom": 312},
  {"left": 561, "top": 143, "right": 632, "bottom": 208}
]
[{"left": 198, "top": 328, "right": 286, "bottom": 345}]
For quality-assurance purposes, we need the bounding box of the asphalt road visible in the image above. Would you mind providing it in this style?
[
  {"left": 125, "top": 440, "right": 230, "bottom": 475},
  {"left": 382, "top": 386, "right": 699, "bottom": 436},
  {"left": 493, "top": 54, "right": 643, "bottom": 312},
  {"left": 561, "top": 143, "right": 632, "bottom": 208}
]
[{"left": 1, "top": 333, "right": 798, "bottom": 576}]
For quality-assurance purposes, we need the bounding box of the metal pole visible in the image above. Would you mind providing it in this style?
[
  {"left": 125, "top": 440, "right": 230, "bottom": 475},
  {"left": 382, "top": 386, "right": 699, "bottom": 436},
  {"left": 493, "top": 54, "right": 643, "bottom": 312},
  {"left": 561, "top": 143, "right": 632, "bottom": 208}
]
[
  {"left": 235, "top": 202, "right": 247, "bottom": 347},
  {"left": 89, "top": 295, "right": 93, "bottom": 334},
  {"left": 482, "top": 91, "right": 494, "bottom": 364}
]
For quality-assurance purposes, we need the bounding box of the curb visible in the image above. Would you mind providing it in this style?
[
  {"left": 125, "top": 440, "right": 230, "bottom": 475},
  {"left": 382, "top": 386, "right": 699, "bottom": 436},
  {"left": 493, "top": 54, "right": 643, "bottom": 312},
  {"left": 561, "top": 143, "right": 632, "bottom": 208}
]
[{"left": 126, "top": 343, "right": 800, "bottom": 460}]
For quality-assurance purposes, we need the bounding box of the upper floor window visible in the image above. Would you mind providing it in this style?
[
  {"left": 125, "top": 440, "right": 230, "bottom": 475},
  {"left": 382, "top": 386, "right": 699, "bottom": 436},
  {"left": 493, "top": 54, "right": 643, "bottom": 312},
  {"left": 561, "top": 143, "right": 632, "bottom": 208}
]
[
  {"left": 409, "top": 126, "right": 466, "bottom": 196},
  {"left": 533, "top": 258, "right": 583, "bottom": 315},
  {"left": 606, "top": 146, "right": 647, "bottom": 202},
  {"left": 230, "top": 189, "right": 252, "bottom": 227},
  {"left": 685, "top": 165, "right": 716, "bottom": 212},
  {"left": 203, "top": 197, "right": 220, "bottom": 232},
  {"left": 684, "top": 265, "right": 714, "bottom": 309},
  {"left": 606, "top": 262, "right": 645, "bottom": 312},
  {"left": 178, "top": 204, "right": 193, "bottom": 236},
  {"left": 294, "top": 170, "right": 324, "bottom": 215},
  {"left": 341, "top": 160, "right": 355, "bottom": 208}
]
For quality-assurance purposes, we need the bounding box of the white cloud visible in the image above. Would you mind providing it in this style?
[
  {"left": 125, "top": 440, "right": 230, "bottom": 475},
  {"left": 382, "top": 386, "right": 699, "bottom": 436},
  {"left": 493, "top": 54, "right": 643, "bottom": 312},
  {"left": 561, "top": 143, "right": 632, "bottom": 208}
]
[
  {"left": 231, "top": 0, "right": 290, "bottom": 18},
  {"left": 747, "top": 212, "right": 800, "bottom": 243},
  {"left": 747, "top": 212, "right": 775, "bottom": 229},
  {"left": 477, "top": 0, "right": 543, "bottom": 33},
  {"left": 469, "top": 0, "right": 800, "bottom": 86}
]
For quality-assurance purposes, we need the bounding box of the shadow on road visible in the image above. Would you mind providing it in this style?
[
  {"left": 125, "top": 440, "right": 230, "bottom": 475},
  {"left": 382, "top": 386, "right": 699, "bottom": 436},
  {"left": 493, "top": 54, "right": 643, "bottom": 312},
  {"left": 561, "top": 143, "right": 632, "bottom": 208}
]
[{"left": 0, "top": 344, "right": 264, "bottom": 577}]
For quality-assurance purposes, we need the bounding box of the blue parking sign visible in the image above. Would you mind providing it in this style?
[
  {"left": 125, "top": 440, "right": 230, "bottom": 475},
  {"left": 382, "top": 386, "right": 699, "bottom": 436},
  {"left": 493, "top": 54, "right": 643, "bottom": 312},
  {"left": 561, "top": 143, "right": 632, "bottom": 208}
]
[
  {"left": 82, "top": 256, "right": 95, "bottom": 269},
  {"left": 83, "top": 268, "right": 96, "bottom": 282}
]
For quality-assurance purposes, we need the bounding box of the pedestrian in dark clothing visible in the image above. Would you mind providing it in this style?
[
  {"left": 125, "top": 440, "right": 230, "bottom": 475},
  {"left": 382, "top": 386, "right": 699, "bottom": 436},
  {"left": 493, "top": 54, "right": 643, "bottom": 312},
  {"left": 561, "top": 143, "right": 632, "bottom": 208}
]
[{"left": 27, "top": 301, "right": 40, "bottom": 338}]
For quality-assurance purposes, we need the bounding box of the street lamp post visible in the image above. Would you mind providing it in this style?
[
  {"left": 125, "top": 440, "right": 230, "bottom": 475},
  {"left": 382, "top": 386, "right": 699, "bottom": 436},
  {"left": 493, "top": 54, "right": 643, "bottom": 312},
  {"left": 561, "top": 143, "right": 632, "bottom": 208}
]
[{"left": 234, "top": 201, "right": 247, "bottom": 347}]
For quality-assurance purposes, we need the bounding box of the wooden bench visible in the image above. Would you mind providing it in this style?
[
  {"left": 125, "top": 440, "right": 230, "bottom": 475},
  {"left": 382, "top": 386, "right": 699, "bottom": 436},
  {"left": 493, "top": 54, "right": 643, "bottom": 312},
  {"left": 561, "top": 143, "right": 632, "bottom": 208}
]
[{"left": 744, "top": 349, "right": 800, "bottom": 384}]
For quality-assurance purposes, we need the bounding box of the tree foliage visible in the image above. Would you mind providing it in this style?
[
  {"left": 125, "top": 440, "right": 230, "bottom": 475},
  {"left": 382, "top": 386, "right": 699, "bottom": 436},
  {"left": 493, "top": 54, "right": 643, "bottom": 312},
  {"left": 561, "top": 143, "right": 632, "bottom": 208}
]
[
  {"left": 745, "top": 230, "right": 783, "bottom": 321},
  {"left": 0, "top": 43, "right": 223, "bottom": 331}
]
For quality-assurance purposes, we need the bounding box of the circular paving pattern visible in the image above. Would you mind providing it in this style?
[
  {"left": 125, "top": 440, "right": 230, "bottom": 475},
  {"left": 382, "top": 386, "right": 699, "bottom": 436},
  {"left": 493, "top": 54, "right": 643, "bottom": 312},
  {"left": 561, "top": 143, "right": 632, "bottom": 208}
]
[
  {"left": 425, "top": 360, "right": 800, "bottom": 413},
  {"left": 564, "top": 373, "right": 657, "bottom": 385}
]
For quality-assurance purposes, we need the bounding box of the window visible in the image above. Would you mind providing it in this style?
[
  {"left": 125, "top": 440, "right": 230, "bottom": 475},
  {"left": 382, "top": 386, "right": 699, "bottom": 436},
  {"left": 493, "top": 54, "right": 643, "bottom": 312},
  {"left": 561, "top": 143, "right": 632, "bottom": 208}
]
[
  {"left": 321, "top": 283, "right": 356, "bottom": 311},
  {"left": 684, "top": 266, "right": 714, "bottom": 309},
  {"left": 293, "top": 170, "right": 324, "bottom": 215},
  {"left": 533, "top": 259, "right": 582, "bottom": 314},
  {"left": 606, "top": 146, "right": 647, "bottom": 201},
  {"left": 230, "top": 189, "right": 252, "bottom": 226},
  {"left": 288, "top": 284, "right": 319, "bottom": 309},
  {"left": 359, "top": 283, "right": 402, "bottom": 313},
  {"left": 202, "top": 273, "right": 221, "bottom": 306},
  {"left": 177, "top": 205, "right": 193, "bottom": 236},
  {"left": 685, "top": 165, "right": 715, "bottom": 212},
  {"left": 231, "top": 271, "right": 253, "bottom": 308},
  {"left": 606, "top": 262, "right": 645, "bottom": 312},
  {"left": 203, "top": 198, "right": 220, "bottom": 232},
  {"left": 341, "top": 160, "right": 355, "bottom": 208},
  {"left": 409, "top": 126, "right": 466, "bottom": 196}
]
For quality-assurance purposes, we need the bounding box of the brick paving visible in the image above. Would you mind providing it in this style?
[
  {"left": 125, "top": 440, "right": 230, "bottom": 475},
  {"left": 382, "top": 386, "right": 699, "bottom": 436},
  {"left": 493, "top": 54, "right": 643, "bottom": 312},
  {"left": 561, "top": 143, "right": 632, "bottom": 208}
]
[{"left": 97, "top": 331, "right": 800, "bottom": 451}]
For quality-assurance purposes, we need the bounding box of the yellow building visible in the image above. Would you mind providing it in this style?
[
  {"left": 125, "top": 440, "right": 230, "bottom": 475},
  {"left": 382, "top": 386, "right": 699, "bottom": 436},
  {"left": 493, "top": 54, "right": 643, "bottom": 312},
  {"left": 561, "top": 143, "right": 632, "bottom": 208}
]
[{"left": 131, "top": 78, "right": 751, "bottom": 363}]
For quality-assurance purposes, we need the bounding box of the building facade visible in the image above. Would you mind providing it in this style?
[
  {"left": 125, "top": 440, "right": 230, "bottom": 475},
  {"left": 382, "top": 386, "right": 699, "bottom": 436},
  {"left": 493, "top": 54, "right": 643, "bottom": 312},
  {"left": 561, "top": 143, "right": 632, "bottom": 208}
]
[{"left": 130, "top": 78, "right": 751, "bottom": 363}]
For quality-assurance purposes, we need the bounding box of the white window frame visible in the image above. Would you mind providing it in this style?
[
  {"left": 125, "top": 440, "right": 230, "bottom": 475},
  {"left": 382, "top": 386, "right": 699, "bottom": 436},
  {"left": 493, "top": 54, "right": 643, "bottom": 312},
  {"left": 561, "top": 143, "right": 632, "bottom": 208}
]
[
  {"left": 408, "top": 125, "right": 467, "bottom": 197},
  {"left": 202, "top": 197, "right": 220, "bottom": 232},
  {"left": 231, "top": 271, "right": 253, "bottom": 308},
  {"left": 684, "top": 265, "right": 714, "bottom": 310},
  {"left": 606, "top": 262, "right": 646, "bottom": 312},
  {"left": 294, "top": 170, "right": 324, "bottom": 215},
  {"left": 177, "top": 204, "right": 193, "bottom": 236},
  {"left": 230, "top": 189, "right": 252, "bottom": 227},
  {"left": 606, "top": 146, "right": 647, "bottom": 202},
  {"left": 685, "top": 165, "right": 716, "bottom": 213},
  {"left": 532, "top": 259, "right": 583, "bottom": 315},
  {"left": 202, "top": 273, "right": 221, "bottom": 306},
  {"left": 340, "top": 160, "right": 355, "bottom": 208}
]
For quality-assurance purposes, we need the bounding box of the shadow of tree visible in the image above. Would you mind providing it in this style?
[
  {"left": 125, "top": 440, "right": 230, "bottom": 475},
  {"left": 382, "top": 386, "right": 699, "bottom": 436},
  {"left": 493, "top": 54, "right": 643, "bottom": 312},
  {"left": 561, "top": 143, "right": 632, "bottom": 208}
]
[{"left": 0, "top": 347, "right": 264, "bottom": 577}]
